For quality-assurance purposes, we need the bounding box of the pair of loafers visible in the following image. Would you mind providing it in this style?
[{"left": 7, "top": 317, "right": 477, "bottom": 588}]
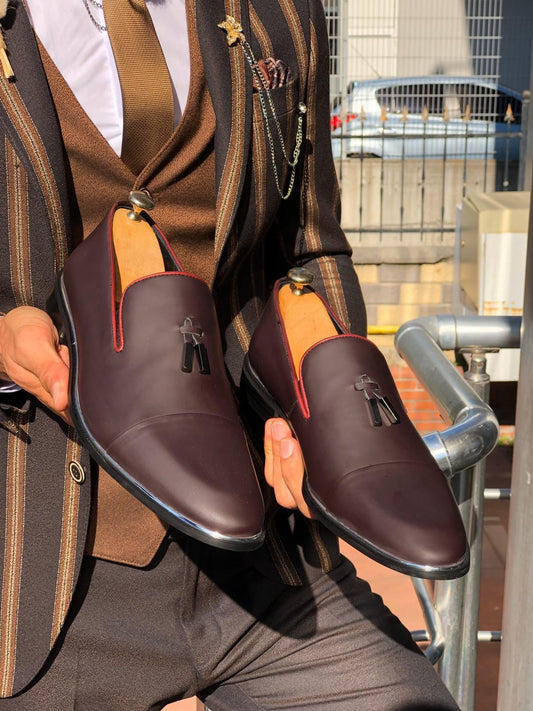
[
  {"left": 48, "top": 194, "right": 265, "bottom": 551},
  {"left": 242, "top": 269, "right": 469, "bottom": 579},
  {"left": 51, "top": 194, "right": 468, "bottom": 575}
]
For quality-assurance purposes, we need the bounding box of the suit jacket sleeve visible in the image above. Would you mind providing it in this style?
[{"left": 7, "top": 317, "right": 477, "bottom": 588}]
[{"left": 277, "top": 0, "right": 367, "bottom": 337}]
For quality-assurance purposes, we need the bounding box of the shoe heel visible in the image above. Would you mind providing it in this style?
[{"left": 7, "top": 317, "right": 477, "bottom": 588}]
[{"left": 241, "top": 356, "right": 283, "bottom": 421}]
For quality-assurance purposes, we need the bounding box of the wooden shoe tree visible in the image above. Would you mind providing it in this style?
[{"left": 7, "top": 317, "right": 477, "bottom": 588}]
[
  {"left": 278, "top": 283, "right": 337, "bottom": 377},
  {"left": 112, "top": 202, "right": 165, "bottom": 301}
]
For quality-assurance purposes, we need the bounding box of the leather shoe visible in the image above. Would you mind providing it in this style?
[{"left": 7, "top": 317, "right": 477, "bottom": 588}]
[
  {"left": 48, "top": 197, "right": 264, "bottom": 551},
  {"left": 242, "top": 270, "right": 469, "bottom": 578}
]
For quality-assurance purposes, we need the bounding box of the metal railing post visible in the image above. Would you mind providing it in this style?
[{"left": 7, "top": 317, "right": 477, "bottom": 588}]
[
  {"left": 433, "top": 514, "right": 470, "bottom": 698},
  {"left": 518, "top": 90, "right": 530, "bottom": 190},
  {"left": 456, "top": 350, "right": 492, "bottom": 710},
  {"left": 518, "top": 33, "right": 533, "bottom": 191}
]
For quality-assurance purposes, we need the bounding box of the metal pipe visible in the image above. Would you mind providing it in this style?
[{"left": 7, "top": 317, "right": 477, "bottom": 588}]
[
  {"left": 411, "top": 630, "right": 501, "bottom": 643},
  {"left": 395, "top": 314, "right": 521, "bottom": 353},
  {"left": 395, "top": 316, "right": 519, "bottom": 477},
  {"left": 411, "top": 577, "right": 445, "bottom": 665},
  {"left": 484, "top": 488, "right": 511, "bottom": 500},
  {"left": 434, "top": 466, "right": 473, "bottom": 698},
  {"left": 454, "top": 360, "right": 491, "bottom": 711}
]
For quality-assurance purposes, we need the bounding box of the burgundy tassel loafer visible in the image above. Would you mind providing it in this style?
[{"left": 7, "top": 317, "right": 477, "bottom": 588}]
[
  {"left": 48, "top": 194, "right": 264, "bottom": 551},
  {"left": 242, "top": 268, "right": 469, "bottom": 578}
]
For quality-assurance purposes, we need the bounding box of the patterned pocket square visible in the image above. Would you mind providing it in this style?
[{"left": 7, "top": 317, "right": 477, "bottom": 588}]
[{"left": 253, "top": 58, "right": 293, "bottom": 91}]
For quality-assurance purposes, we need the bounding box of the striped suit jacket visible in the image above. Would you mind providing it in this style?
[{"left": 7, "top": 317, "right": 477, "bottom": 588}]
[{"left": 0, "top": 0, "right": 366, "bottom": 696}]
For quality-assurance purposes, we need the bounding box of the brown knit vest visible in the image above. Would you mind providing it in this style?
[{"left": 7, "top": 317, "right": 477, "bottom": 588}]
[{"left": 38, "top": 1, "right": 217, "bottom": 566}]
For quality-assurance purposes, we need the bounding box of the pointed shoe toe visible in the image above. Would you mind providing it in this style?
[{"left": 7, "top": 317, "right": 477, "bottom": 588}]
[
  {"left": 244, "top": 276, "right": 469, "bottom": 577},
  {"left": 106, "top": 413, "right": 265, "bottom": 549},
  {"left": 304, "top": 460, "right": 469, "bottom": 578}
]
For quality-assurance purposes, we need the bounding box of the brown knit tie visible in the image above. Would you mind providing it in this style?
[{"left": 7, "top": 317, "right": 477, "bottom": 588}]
[{"left": 103, "top": 0, "right": 174, "bottom": 174}]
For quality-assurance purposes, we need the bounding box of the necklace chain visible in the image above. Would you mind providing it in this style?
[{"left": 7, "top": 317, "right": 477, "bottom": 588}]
[
  {"left": 240, "top": 40, "right": 306, "bottom": 200},
  {"left": 82, "top": 0, "right": 107, "bottom": 32}
]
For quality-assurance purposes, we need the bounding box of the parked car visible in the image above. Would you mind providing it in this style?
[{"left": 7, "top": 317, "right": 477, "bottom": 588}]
[{"left": 330, "top": 76, "right": 522, "bottom": 160}]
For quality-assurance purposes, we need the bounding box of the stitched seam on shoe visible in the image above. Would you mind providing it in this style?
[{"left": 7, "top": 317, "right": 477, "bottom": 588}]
[
  {"left": 105, "top": 411, "right": 243, "bottom": 450},
  {"left": 273, "top": 279, "right": 310, "bottom": 418}
]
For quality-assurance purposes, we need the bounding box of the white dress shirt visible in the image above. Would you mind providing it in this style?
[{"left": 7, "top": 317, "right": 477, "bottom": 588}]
[
  {"left": 0, "top": 1, "right": 192, "bottom": 394},
  {"left": 24, "top": 0, "right": 190, "bottom": 155}
]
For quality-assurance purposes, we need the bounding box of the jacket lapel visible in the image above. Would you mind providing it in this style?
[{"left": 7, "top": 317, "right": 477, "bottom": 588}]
[
  {"left": 195, "top": 0, "right": 253, "bottom": 277},
  {"left": 0, "top": 2, "right": 71, "bottom": 268}
]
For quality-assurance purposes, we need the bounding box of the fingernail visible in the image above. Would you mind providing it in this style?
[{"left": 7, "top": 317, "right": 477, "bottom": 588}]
[
  {"left": 280, "top": 438, "right": 294, "bottom": 459},
  {"left": 272, "top": 421, "right": 288, "bottom": 441}
]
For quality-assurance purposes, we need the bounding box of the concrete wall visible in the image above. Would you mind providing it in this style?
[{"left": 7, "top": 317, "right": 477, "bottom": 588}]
[
  {"left": 355, "top": 260, "right": 455, "bottom": 328},
  {"left": 397, "top": 0, "right": 472, "bottom": 77}
]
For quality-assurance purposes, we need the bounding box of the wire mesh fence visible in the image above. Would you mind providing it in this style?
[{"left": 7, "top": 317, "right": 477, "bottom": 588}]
[{"left": 324, "top": 0, "right": 526, "bottom": 245}]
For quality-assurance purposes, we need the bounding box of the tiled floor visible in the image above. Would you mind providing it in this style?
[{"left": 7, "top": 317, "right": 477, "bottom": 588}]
[{"left": 165, "top": 445, "right": 512, "bottom": 711}]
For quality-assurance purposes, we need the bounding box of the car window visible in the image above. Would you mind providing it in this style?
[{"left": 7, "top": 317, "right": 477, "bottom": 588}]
[
  {"left": 376, "top": 83, "right": 446, "bottom": 116},
  {"left": 338, "top": 79, "right": 522, "bottom": 126},
  {"left": 452, "top": 83, "right": 497, "bottom": 121}
]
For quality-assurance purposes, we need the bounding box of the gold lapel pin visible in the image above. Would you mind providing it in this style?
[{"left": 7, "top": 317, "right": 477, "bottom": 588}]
[{"left": 218, "top": 15, "right": 245, "bottom": 46}]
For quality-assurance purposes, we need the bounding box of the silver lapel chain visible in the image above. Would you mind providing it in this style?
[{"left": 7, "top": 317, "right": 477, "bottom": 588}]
[{"left": 218, "top": 15, "right": 307, "bottom": 200}]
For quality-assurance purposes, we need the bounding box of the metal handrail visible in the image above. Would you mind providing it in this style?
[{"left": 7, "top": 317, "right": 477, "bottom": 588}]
[{"left": 395, "top": 315, "right": 520, "bottom": 476}]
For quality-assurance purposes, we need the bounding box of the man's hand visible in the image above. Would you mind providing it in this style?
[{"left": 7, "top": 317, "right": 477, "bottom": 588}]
[
  {"left": 264, "top": 418, "right": 313, "bottom": 518},
  {"left": 0, "top": 306, "right": 71, "bottom": 422}
]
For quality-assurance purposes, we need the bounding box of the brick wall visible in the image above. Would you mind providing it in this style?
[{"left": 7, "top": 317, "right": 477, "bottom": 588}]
[
  {"left": 390, "top": 363, "right": 447, "bottom": 434},
  {"left": 356, "top": 259, "right": 455, "bottom": 434}
]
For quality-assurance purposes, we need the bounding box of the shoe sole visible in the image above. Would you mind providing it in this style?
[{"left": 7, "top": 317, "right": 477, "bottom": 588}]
[
  {"left": 242, "top": 356, "right": 470, "bottom": 579},
  {"left": 46, "top": 274, "right": 265, "bottom": 552}
]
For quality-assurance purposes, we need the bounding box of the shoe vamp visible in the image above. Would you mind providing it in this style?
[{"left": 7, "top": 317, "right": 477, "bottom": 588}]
[
  {"left": 296, "top": 337, "right": 438, "bottom": 484},
  {"left": 74, "top": 274, "right": 236, "bottom": 447}
]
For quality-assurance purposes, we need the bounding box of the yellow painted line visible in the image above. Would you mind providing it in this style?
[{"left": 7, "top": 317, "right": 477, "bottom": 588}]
[{"left": 367, "top": 325, "right": 399, "bottom": 335}]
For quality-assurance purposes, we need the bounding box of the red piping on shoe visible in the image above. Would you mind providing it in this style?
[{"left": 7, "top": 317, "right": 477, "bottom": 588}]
[
  {"left": 273, "top": 278, "right": 370, "bottom": 420},
  {"left": 150, "top": 220, "right": 184, "bottom": 269},
  {"left": 298, "top": 333, "right": 371, "bottom": 417},
  {"left": 108, "top": 204, "right": 204, "bottom": 352},
  {"left": 114, "top": 272, "right": 207, "bottom": 352}
]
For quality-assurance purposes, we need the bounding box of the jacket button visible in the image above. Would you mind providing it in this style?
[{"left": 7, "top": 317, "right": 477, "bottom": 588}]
[{"left": 68, "top": 460, "right": 86, "bottom": 485}]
